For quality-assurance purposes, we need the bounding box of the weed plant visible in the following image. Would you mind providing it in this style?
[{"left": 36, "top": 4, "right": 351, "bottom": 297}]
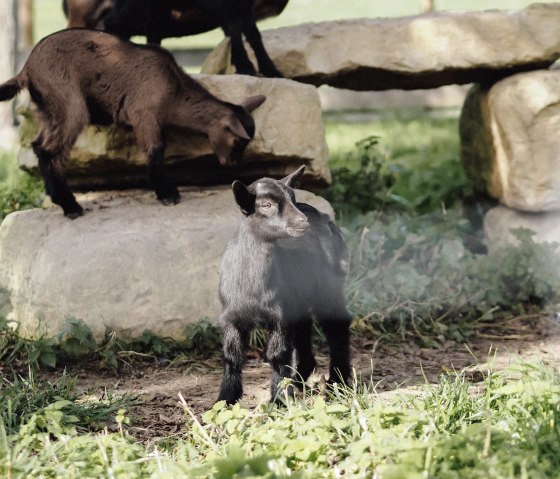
[
  {"left": 0, "top": 149, "right": 43, "bottom": 221},
  {"left": 320, "top": 123, "right": 560, "bottom": 344},
  {"left": 0, "top": 315, "right": 225, "bottom": 371},
  {"left": 0, "top": 371, "right": 135, "bottom": 436}
]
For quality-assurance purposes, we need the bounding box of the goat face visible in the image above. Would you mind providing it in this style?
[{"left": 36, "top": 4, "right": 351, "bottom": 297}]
[
  {"left": 233, "top": 165, "right": 309, "bottom": 241},
  {"left": 208, "top": 115, "right": 253, "bottom": 166},
  {"left": 208, "top": 95, "right": 266, "bottom": 166}
]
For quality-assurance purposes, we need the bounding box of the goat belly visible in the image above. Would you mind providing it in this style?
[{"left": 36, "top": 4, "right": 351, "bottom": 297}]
[{"left": 85, "top": 96, "right": 114, "bottom": 125}]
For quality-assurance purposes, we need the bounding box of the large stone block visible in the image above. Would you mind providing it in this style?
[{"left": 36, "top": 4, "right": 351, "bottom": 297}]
[
  {"left": 484, "top": 205, "right": 560, "bottom": 254},
  {"left": 0, "top": 187, "right": 333, "bottom": 341},
  {"left": 17, "top": 74, "right": 330, "bottom": 189},
  {"left": 202, "top": 3, "right": 560, "bottom": 91},
  {"left": 460, "top": 69, "right": 560, "bottom": 212}
]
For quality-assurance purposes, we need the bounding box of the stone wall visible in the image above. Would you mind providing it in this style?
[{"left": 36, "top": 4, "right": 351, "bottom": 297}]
[{"left": 202, "top": 3, "right": 560, "bottom": 91}]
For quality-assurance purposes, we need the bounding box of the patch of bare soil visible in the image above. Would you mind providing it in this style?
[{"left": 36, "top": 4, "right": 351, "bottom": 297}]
[{"left": 42, "top": 315, "right": 560, "bottom": 444}]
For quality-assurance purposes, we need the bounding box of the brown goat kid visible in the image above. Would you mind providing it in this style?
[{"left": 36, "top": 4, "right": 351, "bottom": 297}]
[{"left": 0, "top": 29, "right": 266, "bottom": 218}]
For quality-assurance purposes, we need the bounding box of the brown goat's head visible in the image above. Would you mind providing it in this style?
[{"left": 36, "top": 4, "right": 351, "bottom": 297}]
[{"left": 208, "top": 95, "right": 266, "bottom": 166}]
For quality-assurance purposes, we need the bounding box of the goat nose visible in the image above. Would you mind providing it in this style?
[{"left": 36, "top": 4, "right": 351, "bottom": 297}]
[{"left": 297, "top": 214, "right": 309, "bottom": 229}]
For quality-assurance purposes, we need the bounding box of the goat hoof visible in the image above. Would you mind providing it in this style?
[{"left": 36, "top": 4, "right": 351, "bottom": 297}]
[
  {"left": 262, "top": 68, "right": 283, "bottom": 79},
  {"left": 159, "top": 194, "right": 181, "bottom": 206},
  {"left": 272, "top": 383, "right": 297, "bottom": 406},
  {"left": 235, "top": 66, "right": 258, "bottom": 76},
  {"left": 64, "top": 207, "right": 84, "bottom": 220}
]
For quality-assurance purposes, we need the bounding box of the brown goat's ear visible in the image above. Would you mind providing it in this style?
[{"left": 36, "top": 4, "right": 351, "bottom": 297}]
[
  {"left": 228, "top": 117, "right": 251, "bottom": 141},
  {"left": 281, "top": 165, "right": 305, "bottom": 189},
  {"left": 241, "top": 95, "right": 266, "bottom": 113},
  {"left": 232, "top": 180, "right": 255, "bottom": 215}
]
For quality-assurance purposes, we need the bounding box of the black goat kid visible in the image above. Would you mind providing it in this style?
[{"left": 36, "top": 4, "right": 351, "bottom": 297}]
[
  {"left": 0, "top": 29, "right": 265, "bottom": 218},
  {"left": 218, "top": 166, "right": 352, "bottom": 405},
  {"left": 63, "top": 0, "right": 286, "bottom": 77}
]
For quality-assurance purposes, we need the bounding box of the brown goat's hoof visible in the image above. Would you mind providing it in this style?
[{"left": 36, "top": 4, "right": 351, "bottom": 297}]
[
  {"left": 64, "top": 211, "right": 84, "bottom": 220},
  {"left": 64, "top": 208, "right": 84, "bottom": 220}
]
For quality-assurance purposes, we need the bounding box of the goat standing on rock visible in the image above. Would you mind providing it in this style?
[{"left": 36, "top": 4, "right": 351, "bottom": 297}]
[
  {"left": 0, "top": 29, "right": 265, "bottom": 218},
  {"left": 63, "top": 0, "right": 287, "bottom": 77},
  {"left": 218, "top": 166, "right": 352, "bottom": 405}
]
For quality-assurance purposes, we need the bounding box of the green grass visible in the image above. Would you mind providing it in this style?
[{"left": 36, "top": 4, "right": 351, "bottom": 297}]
[
  {"left": 0, "top": 371, "right": 136, "bottom": 436},
  {"left": 323, "top": 110, "right": 466, "bottom": 214},
  {"left": 0, "top": 149, "right": 43, "bottom": 221},
  {"left": 2, "top": 362, "right": 560, "bottom": 478}
]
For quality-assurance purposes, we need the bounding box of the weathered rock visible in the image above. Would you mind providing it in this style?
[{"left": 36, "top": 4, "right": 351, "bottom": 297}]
[
  {"left": 460, "top": 69, "right": 560, "bottom": 212},
  {"left": 202, "top": 3, "right": 560, "bottom": 91},
  {"left": 484, "top": 205, "right": 560, "bottom": 254},
  {"left": 17, "top": 74, "right": 330, "bottom": 189},
  {"left": 0, "top": 187, "right": 333, "bottom": 341},
  {"left": 318, "top": 84, "right": 469, "bottom": 111}
]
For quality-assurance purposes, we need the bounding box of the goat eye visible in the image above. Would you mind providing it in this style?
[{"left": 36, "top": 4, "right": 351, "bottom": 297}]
[{"left": 261, "top": 202, "right": 272, "bottom": 209}]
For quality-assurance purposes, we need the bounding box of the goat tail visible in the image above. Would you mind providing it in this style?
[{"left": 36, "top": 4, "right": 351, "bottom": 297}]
[{"left": 0, "top": 75, "right": 24, "bottom": 102}]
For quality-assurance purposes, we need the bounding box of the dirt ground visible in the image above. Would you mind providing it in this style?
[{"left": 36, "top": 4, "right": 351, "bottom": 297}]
[{"left": 44, "top": 314, "right": 560, "bottom": 444}]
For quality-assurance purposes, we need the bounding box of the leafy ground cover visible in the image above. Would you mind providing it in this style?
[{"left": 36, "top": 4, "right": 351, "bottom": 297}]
[{"left": 3, "top": 351, "right": 560, "bottom": 478}]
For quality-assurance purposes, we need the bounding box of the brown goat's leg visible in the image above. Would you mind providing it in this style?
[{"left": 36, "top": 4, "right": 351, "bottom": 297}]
[
  {"left": 35, "top": 150, "right": 83, "bottom": 219},
  {"left": 147, "top": 145, "right": 180, "bottom": 205},
  {"left": 134, "top": 120, "right": 180, "bottom": 205},
  {"left": 32, "top": 134, "right": 84, "bottom": 219},
  {"left": 32, "top": 96, "right": 89, "bottom": 218}
]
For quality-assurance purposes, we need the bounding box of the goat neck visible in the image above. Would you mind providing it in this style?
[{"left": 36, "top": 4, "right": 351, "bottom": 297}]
[{"left": 167, "top": 79, "right": 235, "bottom": 134}]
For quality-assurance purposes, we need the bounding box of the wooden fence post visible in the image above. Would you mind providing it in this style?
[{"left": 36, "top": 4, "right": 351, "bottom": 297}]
[{"left": 19, "top": 0, "right": 34, "bottom": 49}]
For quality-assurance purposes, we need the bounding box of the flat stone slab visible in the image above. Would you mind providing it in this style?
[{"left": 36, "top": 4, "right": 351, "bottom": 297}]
[
  {"left": 460, "top": 69, "right": 560, "bottom": 212},
  {"left": 202, "top": 3, "right": 560, "bottom": 90},
  {"left": 17, "top": 74, "right": 330, "bottom": 189},
  {"left": 0, "top": 187, "right": 333, "bottom": 341}
]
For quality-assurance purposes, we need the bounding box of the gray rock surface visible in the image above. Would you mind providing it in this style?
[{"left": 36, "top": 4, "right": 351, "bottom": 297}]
[
  {"left": 0, "top": 187, "right": 333, "bottom": 341},
  {"left": 484, "top": 205, "right": 560, "bottom": 254},
  {"left": 202, "top": 3, "right": 560, "bottom": 91},
  {"left": 460, "top": 69, "right": 560, "bottom": 212},
  {"left": 17, "top": 74, "right": 330, "bottom": 189}
]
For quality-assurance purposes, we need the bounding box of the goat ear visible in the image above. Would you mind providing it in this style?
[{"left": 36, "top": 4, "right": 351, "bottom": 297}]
[
  {"left": 228, "top": 117, "right": 251, "bottom": 141},
  {"left": 281, "top": 165, "right": 305, "bottom": 189},
  {"left": 232, "top": 180, "right": 255, "bottom": 215},
  {"left": 241, "top": 95, "right": 266, "bottom": 113}
]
